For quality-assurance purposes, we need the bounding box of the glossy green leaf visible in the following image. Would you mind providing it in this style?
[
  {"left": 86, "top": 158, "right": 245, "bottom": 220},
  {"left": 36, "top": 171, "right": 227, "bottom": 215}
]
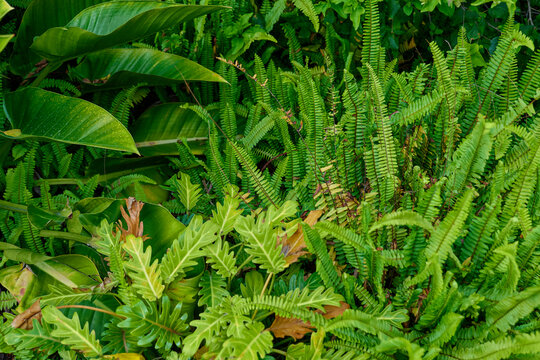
[
  {"left": 72, "top": 48, "right": 226, "bottom": 89},
  {"left": 0, "top": 0, "right": 13, "bottom": 53},
  {"left": 0, "top": 243, "right": 101, "bottom": 289},
  {"left": 2, "top": 87, "right": 138, "bottom": 153},
  {"left": 132, "top": 103, "right": 208, "bottom": 156},
  {"left": 27, "top": 205, "right": 70, "bottom": 229},
  {"left": 9, "top": 0, "right": 107, "bottom": 76},
  {"left": 30, "top": 2, "right": 226, "bottom": 62}
]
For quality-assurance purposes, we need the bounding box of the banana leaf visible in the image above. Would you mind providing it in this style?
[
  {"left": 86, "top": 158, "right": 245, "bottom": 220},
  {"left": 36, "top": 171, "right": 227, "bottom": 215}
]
[
  {"left": 30, "top": 2, "right": 225, "bottom": 63},
  {"left": 72, "top": 48, "right": 226, "bottom": 90},
  {"left": 2, "top": 87, "right": 138, "bottom": 154}
]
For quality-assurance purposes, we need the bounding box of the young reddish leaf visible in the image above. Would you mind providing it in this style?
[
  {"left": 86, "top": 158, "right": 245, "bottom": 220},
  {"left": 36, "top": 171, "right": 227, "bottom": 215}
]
[{"left": 115, "top": 197, "right": 148, "bottom": 241}]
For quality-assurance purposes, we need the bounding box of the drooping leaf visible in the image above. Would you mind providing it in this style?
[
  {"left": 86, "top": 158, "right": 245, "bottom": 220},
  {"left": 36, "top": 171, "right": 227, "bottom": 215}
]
[
  {"left": 2, "top": 87, "right": 138, "bottom": 153},
  {"left": 9, "top": 0, "right": 107, "bottom": 75},
  {"left": 131, "top": 103, "right": 208, "bottom": 156},
  {"left": 72, "top": 48, "right": 226, "bottom": 89},
  {"left": 30, "top": 2, "right": 226, "bottom": 63}
]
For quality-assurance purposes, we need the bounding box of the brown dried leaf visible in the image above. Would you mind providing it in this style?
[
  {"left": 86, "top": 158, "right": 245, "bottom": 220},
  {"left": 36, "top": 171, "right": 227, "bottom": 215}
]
[
  {"left": 319, "top": 301, "right": 350, "bottom": 319},
  {"left": 11, "top": 299, "right": 42, "bottom": 330},
  {"left": 115, "top": 197, "right": 148, "bottom": 241},
  {"left": 267, "top": 315, "right": 314, "bottom": 339},
  {"left": 280, "top": 210, "right": 323, "bottom": 265}
]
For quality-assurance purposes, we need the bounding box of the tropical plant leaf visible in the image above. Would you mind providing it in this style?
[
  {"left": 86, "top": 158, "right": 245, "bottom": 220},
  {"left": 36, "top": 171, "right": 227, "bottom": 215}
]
[
  {"left": 2, "top": 87, "right": 138, "bottom": 153},
  {"left": 131, "top": 103, "right": 208, "bottom": 156},
  {"left": 41, "top": 305, "right": 102, "bottom": 357},
  {"left": 73, "top": 48, "right": 226, "bottom": 89},
  {"left": 30, "top": 2, "right": 226, "bottom": 63}
]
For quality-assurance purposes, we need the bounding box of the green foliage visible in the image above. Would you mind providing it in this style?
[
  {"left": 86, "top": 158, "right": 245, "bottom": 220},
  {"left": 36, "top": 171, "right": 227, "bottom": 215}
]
[{"left": 1, "top": 0, "right": 540, "bottom": 359}]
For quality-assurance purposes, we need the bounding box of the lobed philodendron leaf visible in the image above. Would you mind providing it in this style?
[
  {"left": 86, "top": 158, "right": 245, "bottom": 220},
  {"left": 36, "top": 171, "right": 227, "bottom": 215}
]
[
  {"left": 2, "top": 87, "right": 138, "bottom": 153},
  {"left": 72, "top": 48, "right": 227, "bottom": 89},
  {"left": 30, "top": 2, "right": 226, "bottom": 63}
]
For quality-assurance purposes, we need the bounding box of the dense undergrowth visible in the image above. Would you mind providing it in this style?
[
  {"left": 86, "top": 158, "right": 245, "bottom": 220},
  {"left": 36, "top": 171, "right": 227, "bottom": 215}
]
[{"left": 1, "top": 0, "right": 540, "bottom": 359}]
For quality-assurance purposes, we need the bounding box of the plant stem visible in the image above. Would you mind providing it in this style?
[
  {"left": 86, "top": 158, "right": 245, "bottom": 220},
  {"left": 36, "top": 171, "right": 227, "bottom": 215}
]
[
  {"left": 56, "top": 305, "right": 125, "bottom": 319},
  {"left": 39, "top": 230, "right": 92, "bottom": 243},
  {"left": 260, "top": 272, "right": 273, "bottom": 299},
  {"left": 251, "top": 272, "right": 274, "bottom": 320},
  {"left": 31, "top": 62, "right": 59, "bottom": 87},
  {"left": 0, "top": 199, "right": 27, "bottom": 213},
  {"left": 36, "top": 178, "right": 79, "bottom": 186},
  {"left": 236, "top": 254, "right": 254, "bottom": 273},
  {"left": 271, "top": 348, "right": 287, "bottom": 356}
]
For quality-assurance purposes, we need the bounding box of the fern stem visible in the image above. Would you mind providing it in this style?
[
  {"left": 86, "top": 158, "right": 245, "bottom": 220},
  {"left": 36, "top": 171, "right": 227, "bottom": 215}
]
[
  {"left": 56, "top": 305, "right": 125, "bottom": 319},
  {"left": 0, "top": 199, "right": 27, "bottom": 213},
  {"left": 39, "top": 230, "right": 92, "bottom": 243}
]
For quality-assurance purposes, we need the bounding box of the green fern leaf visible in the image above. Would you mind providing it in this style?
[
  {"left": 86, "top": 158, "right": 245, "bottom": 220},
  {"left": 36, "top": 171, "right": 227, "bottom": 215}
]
[
  {"left": 369, "top": 210, "right": 434, "bottom": 234},
  {"left": 292, "top": 0, "right": 319, "bottom": 32},
  {"left": 486, "top": 285, "right": 540, "bottom": 332},
  {"left": 424, "top": 188, "right": 475, "bottom": 264}
]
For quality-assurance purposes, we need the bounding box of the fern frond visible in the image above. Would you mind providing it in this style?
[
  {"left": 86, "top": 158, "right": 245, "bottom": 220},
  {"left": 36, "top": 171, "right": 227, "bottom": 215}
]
[
  {"left": 292, "top": 0, "right": 319, "bottom": 32},
  {"left": 424, "top": 188, "right": 475, "bottom": 264}
]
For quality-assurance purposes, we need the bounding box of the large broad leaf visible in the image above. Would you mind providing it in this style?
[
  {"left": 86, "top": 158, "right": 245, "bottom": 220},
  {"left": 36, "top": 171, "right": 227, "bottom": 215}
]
[
  {"left": 132, "top": 103, "right": 208, "bottom": 156},
  {"left": 9, "top": 0, "right": 107, "bottom": 76},
  {"left": 2, "top": 87, "right": 138, "bottom": 153},
  {"left": 72, "top": 48, "right": 226, "bottom": 89},
  {"left": 0, "top": 243, "right": 101, "bottom": 289},
  {"left": 30, "top": 2, "right": 225, "bottom": 63},
  {"left": 0, "top": 0, "right": 14, "bottom": 53}
]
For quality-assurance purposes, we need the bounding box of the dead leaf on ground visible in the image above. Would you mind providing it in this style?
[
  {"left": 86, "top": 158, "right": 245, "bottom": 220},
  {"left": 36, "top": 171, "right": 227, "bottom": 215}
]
[
  {"left": 267, "top": 301, "right": 349, "bottom": 340},
  {"left": 280, "top": 210, "right": 323, "bottom": 265},
  {"left": 11, "top": 299, "right": 42, "bottom": 330},
  {"left": 267, "top": 315, "right": 314, "bottom": 339}
]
